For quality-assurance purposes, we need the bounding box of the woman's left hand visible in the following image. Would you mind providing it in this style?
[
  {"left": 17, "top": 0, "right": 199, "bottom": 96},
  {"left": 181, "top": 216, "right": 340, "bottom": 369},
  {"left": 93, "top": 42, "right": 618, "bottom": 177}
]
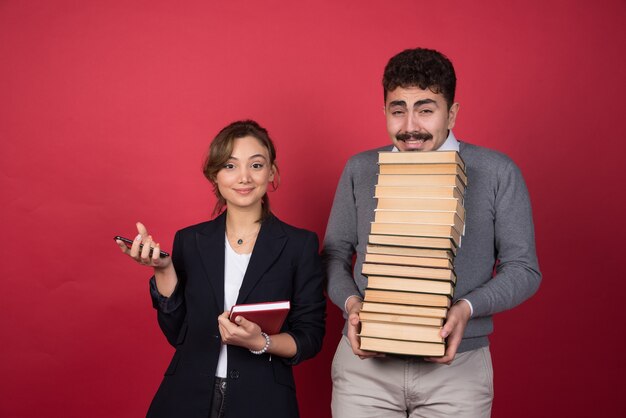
[{"left": 217, "top": 312, "right": 267, "bottom": 351}]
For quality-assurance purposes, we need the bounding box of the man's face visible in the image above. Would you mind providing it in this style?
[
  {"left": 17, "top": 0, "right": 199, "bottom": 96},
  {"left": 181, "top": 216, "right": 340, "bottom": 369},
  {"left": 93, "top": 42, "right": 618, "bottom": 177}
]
[{"left": 385, "top": 86, "right": 459, "bottom": 152}]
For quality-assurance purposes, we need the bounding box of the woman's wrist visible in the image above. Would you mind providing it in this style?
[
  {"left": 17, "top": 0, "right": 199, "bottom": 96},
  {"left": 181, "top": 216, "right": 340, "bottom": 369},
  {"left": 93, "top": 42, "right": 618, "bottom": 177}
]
[
  {"left": 154, "top": 264, "right": 177, "bottom": 297},
  {"left": 249, "top": 332, "right": 271, "bottom": 355}
]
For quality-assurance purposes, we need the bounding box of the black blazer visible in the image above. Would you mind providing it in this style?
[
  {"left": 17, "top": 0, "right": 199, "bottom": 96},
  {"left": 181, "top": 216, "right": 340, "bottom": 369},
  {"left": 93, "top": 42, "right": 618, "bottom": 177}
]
[{"left": 146, "top": 213, "right": 326, "bottom": 418}]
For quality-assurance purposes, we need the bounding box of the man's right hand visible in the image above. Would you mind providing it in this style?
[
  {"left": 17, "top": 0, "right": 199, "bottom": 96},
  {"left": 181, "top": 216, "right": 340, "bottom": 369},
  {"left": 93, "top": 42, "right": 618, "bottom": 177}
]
[{"left": 346, "top": 296, "right": 385, "bottom": 359}]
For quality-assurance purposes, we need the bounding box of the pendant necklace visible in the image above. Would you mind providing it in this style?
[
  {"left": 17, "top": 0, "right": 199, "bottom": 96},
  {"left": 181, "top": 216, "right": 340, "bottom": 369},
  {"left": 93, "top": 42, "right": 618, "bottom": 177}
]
[{"left": 228, "top": 225, "right": 260, "bottom": 246}]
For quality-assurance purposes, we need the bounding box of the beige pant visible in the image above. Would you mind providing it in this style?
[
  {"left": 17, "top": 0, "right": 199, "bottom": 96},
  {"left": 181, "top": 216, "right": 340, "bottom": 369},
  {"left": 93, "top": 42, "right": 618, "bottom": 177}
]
[{"left": 331, "top": 336, "right": 493, "bottom": 418}]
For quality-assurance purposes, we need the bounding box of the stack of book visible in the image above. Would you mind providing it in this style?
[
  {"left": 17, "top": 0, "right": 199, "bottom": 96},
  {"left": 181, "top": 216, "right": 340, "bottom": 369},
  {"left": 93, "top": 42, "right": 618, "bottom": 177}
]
[{"left": 358, "top": 150, "right": 467, "bottom": 357}]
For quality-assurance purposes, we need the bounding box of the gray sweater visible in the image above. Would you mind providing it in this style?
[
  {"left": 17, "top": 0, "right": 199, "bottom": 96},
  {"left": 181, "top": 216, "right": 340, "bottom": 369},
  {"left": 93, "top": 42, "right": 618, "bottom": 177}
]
[{"left": 322, "top": 141, "right": 541, "bottom": 353}]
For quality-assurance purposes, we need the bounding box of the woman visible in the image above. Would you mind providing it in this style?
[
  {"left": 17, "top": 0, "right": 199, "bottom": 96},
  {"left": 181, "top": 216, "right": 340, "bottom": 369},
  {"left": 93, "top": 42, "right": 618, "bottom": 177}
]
[{"left": 116, "top": 120, "right": 326, "bottom": 418}]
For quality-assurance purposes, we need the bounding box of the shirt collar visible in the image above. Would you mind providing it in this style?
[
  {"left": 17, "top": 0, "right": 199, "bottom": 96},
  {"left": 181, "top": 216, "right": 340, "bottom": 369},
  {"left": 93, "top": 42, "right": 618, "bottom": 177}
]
[{"left": 392, "top": 130, "right": 459, "bottom": 152}]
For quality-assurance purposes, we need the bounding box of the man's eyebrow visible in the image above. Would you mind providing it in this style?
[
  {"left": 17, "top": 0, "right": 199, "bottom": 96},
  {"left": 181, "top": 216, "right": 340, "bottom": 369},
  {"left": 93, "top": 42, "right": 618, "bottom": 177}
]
[
  {"left": 413, "top": 98, "right": 438, "bottom": 107},
  {"left": 388, "top": 100, "right": 407, "bottom": 107}
]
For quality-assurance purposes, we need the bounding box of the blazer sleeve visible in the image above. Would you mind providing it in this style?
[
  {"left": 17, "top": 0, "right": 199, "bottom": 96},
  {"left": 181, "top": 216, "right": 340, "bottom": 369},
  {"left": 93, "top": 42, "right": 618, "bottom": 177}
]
[
  {"left": 149, "top": 230, "right": 188, "bottom": 347},
  {"left": 283, "top": 231, "right": 326, "bottom": 365}
]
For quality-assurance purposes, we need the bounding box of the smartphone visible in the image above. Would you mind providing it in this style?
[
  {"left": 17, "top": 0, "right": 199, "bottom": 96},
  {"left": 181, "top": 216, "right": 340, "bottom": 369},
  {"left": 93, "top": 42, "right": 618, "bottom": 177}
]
[{"left": 114, "top": 236, "right": 170, "bottom": 258}]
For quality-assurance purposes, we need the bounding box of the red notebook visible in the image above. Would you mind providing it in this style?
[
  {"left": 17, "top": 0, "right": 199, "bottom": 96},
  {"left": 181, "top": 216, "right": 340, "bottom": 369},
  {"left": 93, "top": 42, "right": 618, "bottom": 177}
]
[{"left": 229, "top": 300, "right": 290, "bottom": 335}]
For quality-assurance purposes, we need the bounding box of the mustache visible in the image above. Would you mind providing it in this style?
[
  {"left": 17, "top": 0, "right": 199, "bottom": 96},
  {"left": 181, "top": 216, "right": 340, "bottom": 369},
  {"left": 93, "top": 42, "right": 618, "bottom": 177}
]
[{"left": 396, "top": 131, "right": 433, "bottom": 142}]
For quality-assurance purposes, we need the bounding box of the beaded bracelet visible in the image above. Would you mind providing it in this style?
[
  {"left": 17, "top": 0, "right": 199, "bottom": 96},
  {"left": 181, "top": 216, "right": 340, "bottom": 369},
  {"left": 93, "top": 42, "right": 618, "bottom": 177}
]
[{"left": 249, "top": 332, "right": 271, "bottom": 355}]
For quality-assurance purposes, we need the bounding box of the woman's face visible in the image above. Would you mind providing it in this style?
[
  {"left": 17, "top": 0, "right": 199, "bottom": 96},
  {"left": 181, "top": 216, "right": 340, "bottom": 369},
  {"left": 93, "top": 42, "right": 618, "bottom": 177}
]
[{"left": 215, "top": 135, "right": 275, "bottom": 212}]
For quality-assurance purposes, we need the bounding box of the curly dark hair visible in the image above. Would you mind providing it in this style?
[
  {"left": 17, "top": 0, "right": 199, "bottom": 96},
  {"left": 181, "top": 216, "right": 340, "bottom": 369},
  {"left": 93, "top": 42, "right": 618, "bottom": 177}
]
[
  {"left": 383, "top": 48, "right": 456, "bottom": 109},
  {"left": 202, "top": 120, "right": 279, "bottom": 221}
]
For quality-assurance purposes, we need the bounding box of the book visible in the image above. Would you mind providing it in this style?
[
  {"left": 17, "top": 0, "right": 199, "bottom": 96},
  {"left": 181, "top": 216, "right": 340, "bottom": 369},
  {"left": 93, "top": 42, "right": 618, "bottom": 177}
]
[
  {"left": 362, "top": 263, "right": 456, "bottom": 282},
  {"left": 373, "top": 210, "right": 465, "bottom": 233},
  {"left": 375, "top": 197, "right": 465, "bottom": 219},
  {"left": 361, "top": 301, "right": 448, "bottom": 318},
  {"left": 358, "top": 310, "right": 444, "bottom": 327},
  {"left": 377, "top": 174, "right": 465, "bottom": 193},
  {"left": 359, "top": 320, "right": 444, "bottom": 343},
  {"left": 370, "top": 223, "right": 462, "bottom": 247},
  {"left": 360, "top": 336, "right": 445, "bottom": 357},
  {"left": 375, "top": 185, "right": 463, "bottom": 200},
  {"left": 377, "top": 150, "right": 465, "bottom": 171},
  {"left": 366, "top": 244, "right": 453, "bottom": 260},
  {"left": 366, "top": 275, "right": 454, "bottom": 296},
  {"left": 378, "top": 163, "right": 467, "bottom": 186},
  {"left": 229, "top": 300, "right": 290, "bottom": 334},
  {"left": 364, "top": 289, "right": 451, "bottom": 308},
  {"left": 365, "top": 253, "right": 453, "bottom": 269},
  {"left": 368, "top": 234, "right": 457, "bottom": 254}
]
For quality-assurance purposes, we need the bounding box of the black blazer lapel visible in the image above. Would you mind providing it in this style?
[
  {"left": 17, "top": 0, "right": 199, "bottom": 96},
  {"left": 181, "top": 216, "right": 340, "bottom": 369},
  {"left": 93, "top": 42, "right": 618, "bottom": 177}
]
[
  {"left": 195, "top": 212, "right": 226, "bottom": 310},
  {"left": 236, "top": 215, "right": 287, "bottom": 304}
]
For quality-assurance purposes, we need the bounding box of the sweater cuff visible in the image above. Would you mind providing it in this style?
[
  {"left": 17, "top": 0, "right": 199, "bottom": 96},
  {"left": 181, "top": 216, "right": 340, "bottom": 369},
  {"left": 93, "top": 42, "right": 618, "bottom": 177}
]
[
  {"left": 344, "top": 295, "right": 363, "bottom": 314},
  {"left": 458, "top": 298, "right": 474, "bottom": 317}
]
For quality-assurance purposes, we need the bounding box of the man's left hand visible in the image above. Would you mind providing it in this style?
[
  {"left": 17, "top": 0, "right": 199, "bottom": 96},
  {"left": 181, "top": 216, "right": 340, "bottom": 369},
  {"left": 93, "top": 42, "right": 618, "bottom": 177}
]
[{"left": 424, "top": 300, "right": 471, "bottom": 364}]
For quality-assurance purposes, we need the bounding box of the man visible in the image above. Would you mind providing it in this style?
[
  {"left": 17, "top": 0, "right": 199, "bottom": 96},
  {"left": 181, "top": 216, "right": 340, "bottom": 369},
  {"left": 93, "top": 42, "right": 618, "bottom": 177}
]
[{"left": 323, "top": 48, "right": 541, "bottom": 417}]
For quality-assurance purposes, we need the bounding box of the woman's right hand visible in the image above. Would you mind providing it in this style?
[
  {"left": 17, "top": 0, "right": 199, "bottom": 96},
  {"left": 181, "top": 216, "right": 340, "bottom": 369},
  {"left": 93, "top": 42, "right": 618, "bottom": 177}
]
[
  {"left": 115, "top": 222, "right": 172, "bottom": 270},
  {"left": 116, "top": 222, "right": 178, "bottom": 297}
]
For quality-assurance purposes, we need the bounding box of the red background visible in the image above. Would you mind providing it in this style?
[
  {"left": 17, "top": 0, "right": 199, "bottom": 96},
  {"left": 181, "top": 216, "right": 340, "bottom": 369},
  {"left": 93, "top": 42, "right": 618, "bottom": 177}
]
[{"left": 1, "top": 1, "right": 625, "bottom": 417}]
